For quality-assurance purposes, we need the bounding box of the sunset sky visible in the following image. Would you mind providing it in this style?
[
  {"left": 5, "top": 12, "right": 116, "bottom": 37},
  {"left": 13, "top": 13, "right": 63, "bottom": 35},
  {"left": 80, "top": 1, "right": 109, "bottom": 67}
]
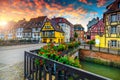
[{"left": 0, "top": 0, "right": 114, "bottom": 31}]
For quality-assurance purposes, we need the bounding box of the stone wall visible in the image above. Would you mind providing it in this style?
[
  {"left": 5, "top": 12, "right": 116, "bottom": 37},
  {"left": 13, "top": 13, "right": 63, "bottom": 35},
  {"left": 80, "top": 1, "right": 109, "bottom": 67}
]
[{"left": 79, "top": 49, "right": 120, "bottom": 68}]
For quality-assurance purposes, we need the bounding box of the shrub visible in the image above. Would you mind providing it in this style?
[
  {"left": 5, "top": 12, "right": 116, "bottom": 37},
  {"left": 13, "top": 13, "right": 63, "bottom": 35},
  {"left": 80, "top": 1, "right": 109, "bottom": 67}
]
[
  {"left": 74, "top": 42, "right": 79, "bottom": 47},
  {"left": 53, "top": 46, "right": 58, "bottom": 51},
  {"left": 68, "top": 42, "right": 74, "bottom": 48},
  {"left": 58, "top": 44, "right": 65, "bottom": 51},
  {"left": 58, "top": 56, "right": 69, "bottom": 64},
  {"left": 88, "top": 40, "right": 95, "bottom": 44},
  {"left": 37, "top": 43, "right": 81, "bottom": 68}
]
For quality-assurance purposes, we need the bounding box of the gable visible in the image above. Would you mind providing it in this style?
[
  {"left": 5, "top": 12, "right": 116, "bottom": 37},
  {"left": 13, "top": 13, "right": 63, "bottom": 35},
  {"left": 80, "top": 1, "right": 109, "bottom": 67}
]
[
  {"left": 107, "top": 0, "right": 120, "bottom": 10},
  {"left": 41, "top": 21, "right": 54, "bottom": 31}
]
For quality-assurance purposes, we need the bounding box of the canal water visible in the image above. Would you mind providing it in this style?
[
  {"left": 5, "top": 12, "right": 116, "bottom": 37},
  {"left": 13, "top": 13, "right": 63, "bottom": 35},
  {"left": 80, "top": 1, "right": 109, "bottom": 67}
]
[{"left": 81, "top": 61, "right": 120, "bottom": 80}]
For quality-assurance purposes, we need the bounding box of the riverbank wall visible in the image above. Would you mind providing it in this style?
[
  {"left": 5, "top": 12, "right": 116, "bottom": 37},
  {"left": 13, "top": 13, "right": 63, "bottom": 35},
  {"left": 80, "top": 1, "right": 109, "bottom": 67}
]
[{"left": 79, "top": 49, "right": 120, "bottom": 68}]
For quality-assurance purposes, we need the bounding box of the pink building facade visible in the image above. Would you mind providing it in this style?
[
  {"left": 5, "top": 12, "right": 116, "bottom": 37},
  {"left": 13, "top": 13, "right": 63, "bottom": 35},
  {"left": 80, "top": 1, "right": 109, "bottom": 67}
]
[{"left": 86, "top": 19, "right": 105, "bottom": 40}]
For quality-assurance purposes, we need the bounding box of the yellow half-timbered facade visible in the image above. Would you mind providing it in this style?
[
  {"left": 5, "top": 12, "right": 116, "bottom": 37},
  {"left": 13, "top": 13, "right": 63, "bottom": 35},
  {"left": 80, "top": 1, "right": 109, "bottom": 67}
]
[
  {"left": 104, "top": 0, "right": 120, "bottom": 48},
  {"left": 41, "top": 20, "right": 64, "bottom": 43},
  {"left": 95, "top": 0, "right": 120, "bottom": 49}
]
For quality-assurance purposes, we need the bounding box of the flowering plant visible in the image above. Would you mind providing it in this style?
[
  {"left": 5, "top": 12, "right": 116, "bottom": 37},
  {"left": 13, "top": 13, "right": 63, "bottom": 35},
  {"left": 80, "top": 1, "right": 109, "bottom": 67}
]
[{"left": 35, "top": 42, "right": 81, "bottom": 68}]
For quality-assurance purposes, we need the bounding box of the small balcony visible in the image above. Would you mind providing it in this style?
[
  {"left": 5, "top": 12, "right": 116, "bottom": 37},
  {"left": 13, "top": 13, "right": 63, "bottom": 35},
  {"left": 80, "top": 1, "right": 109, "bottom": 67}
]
[{"left": 41, "top": 35, "right": 55, "bottom": 38}]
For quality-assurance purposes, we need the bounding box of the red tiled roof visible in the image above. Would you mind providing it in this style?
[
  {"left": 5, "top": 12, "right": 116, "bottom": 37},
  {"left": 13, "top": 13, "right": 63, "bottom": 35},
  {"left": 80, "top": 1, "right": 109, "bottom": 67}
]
[
  {"left": 86, "top": 19, "right": 105, "bottom": 34},
  {"left": 106, "top": 0, "right": 120, "bottom": 11},
  {"left": 23, "top": 16, "right": 48, "bottom": 29},
  {"left": 30, "top": 16, "right": 47, "bottom": 22},
  {"left": 50, "top": 20, "right": 64, "bottom": 32},
  {"left": 51, "top": 17, "right": 74, "bottom": 27}
]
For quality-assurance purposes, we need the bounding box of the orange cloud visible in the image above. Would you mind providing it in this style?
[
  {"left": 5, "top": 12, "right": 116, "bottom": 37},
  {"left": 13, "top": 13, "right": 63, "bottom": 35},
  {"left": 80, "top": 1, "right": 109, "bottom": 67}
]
[
  {"left": 79, "top": 0, "right": 88, "bottom": 4},
  {"left": 0, "top": 0, "right": 88, "bottom": 20},
  {"left": 97, "top": 0, "right": 106, "bottom": 7},
  {"left": 0, "top": 0, "right": 91, "bottom": 31}
]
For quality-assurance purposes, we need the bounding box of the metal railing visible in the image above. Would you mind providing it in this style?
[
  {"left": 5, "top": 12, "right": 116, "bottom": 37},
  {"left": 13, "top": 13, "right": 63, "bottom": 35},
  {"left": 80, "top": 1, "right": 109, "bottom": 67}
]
[
  {"left": 80, "top": 44, "right": 120, "bottom": 55},
  {"left": 24, "top": 51, "right": 110, "bottom": 80}
]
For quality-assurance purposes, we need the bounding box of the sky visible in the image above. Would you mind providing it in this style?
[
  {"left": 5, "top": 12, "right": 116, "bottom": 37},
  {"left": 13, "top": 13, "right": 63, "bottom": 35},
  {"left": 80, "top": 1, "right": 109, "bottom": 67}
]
[{"left": 0, "top": 0, "right": 114, "bottom": 31}]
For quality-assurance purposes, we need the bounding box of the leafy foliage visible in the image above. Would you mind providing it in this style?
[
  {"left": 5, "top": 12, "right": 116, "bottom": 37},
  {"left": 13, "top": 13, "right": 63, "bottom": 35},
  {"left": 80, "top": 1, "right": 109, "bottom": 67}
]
[
  {"left": 36, "top": 42, "right": 81, "bottom": 68},
  {"left": 57, "top": 44, "right": 65, "bottom": 51},
  {"left": 74, "top": 32, "right": 78, "bottom": 38},
  {"left": 87, "top": 40, "right": 95, "bottom": 44}
]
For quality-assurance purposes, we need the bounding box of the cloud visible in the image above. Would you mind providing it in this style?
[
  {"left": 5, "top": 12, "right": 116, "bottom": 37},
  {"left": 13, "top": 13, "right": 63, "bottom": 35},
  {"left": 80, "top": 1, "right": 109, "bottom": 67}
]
[
  {"left": 78, "top": 0, "right": 92, "bottom": 5},
  {"left": 97, "top": 0, "right": 107, "bottom": 7},
  {"left": 79, "top": 0, "right": 88, "bottom": 4},
  {"left": 0, "top": 0, "right": 88, "bottom": 21},
  {"left": 0, "top": 0, "right": 96, "bottom": 31}
]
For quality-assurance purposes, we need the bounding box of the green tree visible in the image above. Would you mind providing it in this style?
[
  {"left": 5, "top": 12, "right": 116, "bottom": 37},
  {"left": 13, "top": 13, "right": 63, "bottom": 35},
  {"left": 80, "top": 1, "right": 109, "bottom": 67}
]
[{"left": 74, "top": 32, "right": 78, "bottom": 41}]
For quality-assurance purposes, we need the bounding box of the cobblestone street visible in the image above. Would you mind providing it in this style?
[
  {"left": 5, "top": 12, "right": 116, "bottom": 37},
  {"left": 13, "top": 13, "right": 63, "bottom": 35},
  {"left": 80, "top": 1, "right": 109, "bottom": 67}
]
[
  {"left": 0, "top": 43, "right": 46, "bottom": 80},
  {"left": 0, "top": 62, "right": 24, "bottom": 80}
]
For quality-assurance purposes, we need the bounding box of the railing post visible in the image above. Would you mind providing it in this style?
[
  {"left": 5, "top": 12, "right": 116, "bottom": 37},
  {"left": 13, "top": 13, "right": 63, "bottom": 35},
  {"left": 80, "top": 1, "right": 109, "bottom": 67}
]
[
  {"left": 39, "top": 65, "right": 42, "bottom": 80},
  {"left": 84, "top": 44, "right": 85, "bottom": 49},
  {"left": 24, "top": 51, "right": 26, "bottom": 79},
  {"left": 107, "top": 47, "right": 109, "bottom": 53},
  {"left": 43, "top": 65, "right": 47, "bottom": 80},
  {"left": 118, "top": 49, "right": 120, "bottom": 55},
  {"left": 99, "top": 43, "right": 100, "bottom": 52},
  {"left": 49, "top": 67, "right": 52, "bottom": 80},
  {"left": 90, "top": 44, "right": 92, "bottom": 50},
  {"left": 55, "top": 71, "right": 59, "bottom": 80}
]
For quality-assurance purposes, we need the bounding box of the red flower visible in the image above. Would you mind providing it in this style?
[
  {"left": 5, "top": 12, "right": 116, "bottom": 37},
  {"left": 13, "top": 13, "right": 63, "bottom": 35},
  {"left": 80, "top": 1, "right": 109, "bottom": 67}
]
[
  {"left": 57, "top": 51, "right": 62, "bottom": 55},
  {"left": 43, "top": 45, "right": 48, "bottom": 49},
  {"left": 50, "top": 43, "right": 55, "bottom": 48},
  {"left": 40, "top": 52, "right": 44, "bottom": 55},
  {"left": 39, "top": 60, "right": 43, "bottom": 65}
]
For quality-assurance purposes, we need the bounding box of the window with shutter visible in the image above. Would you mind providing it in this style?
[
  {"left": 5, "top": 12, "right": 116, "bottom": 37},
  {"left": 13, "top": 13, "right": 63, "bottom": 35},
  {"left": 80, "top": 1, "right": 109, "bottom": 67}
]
[
  {"left": 111, "top": 40, "right": 117, "bottom": 47},
  {"left": 111, "top": 26, "right": 117, "bottom": 34}
]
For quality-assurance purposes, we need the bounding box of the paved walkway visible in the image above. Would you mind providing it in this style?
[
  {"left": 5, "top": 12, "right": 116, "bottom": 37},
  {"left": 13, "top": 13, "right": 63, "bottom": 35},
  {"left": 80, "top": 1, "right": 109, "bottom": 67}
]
[
  {"left": 0, "top": 62, "right": 24, "bottom": 80},
  {"left": 0, "top": 43, "right": 45, "bottom": 51},
  {"left": 0, "top": 43, "right": 46, "bottom": 80}
]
